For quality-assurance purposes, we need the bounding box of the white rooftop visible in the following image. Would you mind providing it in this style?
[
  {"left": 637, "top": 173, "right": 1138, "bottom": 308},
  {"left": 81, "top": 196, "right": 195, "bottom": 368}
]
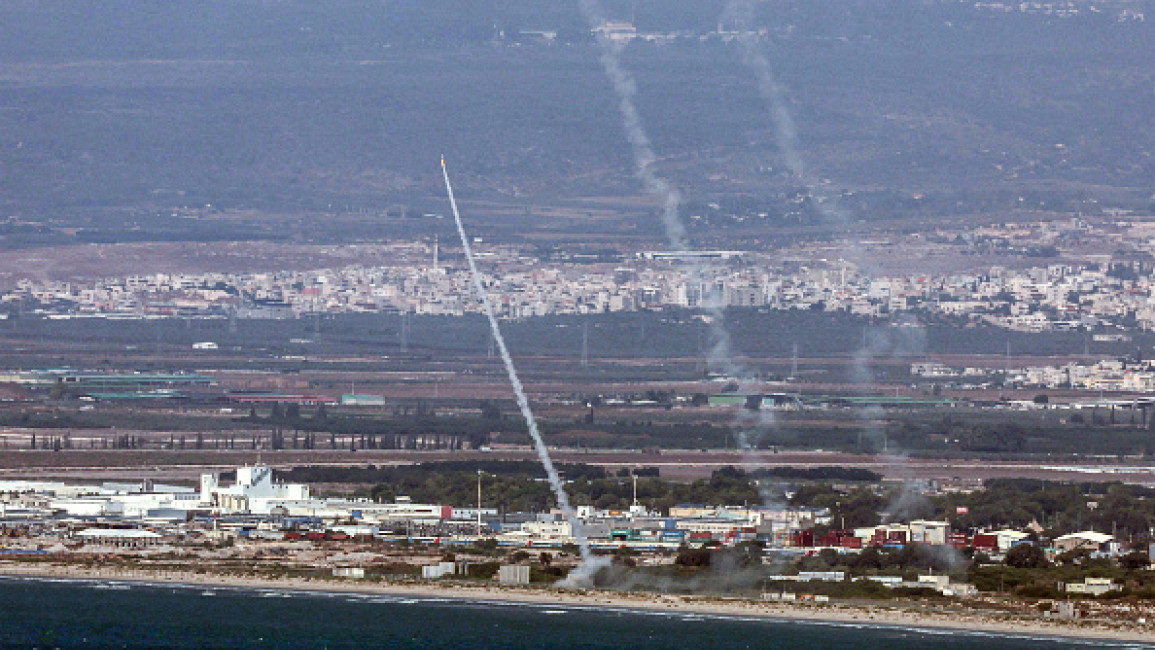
[{"left": 76, "top": 528, "right": 162, "bottom": 539}]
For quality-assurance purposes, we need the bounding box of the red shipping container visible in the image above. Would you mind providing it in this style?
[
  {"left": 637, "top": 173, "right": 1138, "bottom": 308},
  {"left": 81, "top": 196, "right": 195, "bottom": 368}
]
[
  {"left": 972, "top": 533, "right": 998, "bottom": 551},
  {"left": 790, "top": 530, "right": 815, "bottom": 548}
]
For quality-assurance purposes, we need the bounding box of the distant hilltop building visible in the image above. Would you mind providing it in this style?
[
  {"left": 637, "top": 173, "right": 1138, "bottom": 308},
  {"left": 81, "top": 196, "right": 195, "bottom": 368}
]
[
  {"left": 637, "top": 250, "right": 744, "bottom": 261},
  {"left": 592, "top": 21, "right": 636, "bottom": 42}
]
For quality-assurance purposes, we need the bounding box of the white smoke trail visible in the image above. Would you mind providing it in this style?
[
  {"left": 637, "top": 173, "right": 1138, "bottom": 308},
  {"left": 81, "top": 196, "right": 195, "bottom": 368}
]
[
  {"left": 440, "top": 158, "right": 605, "bottom": 586},
  {"left": 725, "top": 2, "right": 804, "bottom": 180},
  {"left": 727, "top": 1, "right": 930, "bottom": 518},
  {"left": 578, "top": 0, "right": 752, "bottom": 378},
  {"left": 724, "top": 0, "right": 846, "bottom": 224},
  {"left": 577, "top": 0, "right": 776, "bottom": 460},
  {"left": 578, "top": 0, "right": 686, "bottom": 253}
]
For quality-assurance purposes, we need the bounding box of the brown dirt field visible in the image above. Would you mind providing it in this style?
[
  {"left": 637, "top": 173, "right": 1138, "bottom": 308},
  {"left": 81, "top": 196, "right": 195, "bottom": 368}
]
[{"left": 0, "top": 242, "right": 425, "bottom": 290}]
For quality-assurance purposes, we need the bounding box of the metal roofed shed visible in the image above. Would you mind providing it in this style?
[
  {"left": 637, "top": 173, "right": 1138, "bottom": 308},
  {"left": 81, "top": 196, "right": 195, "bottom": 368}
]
[
  {"left": 1053, "top": 530, "right": 1115, "bottom": 553},
  {"left": 498, "top": 565, "right": 530, "bottom": 585},
  {"left": 74, "top": 528, "right": 163, "bottom": 547},
  {"left": 341, "top": 393, "right": 386, "bottom": 407}
]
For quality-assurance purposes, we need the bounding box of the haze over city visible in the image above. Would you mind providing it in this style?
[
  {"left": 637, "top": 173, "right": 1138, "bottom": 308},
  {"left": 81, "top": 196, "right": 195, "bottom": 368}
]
[{"left": 1, "top": 1, "right": 1154, "bottom": 647}]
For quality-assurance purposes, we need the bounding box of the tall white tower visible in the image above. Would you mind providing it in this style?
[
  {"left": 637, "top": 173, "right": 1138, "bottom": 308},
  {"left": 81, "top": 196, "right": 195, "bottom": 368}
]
[{"left": 200, "top": 473, "right": 218, "bottom": 503}]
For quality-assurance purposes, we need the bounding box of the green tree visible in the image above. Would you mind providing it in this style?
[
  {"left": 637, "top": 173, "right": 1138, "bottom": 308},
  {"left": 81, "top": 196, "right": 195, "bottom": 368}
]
[
  {"left": 675, "top": 548, "right": 712, "bottom": 567},
  {"left": 1119, "top": 550, "right": 1150, "bottom": 570},
  {"left": 479, "top": 400, "right": 502, "bottom": 421},
  {"left": 1004, "top": 544, "right": 1048, "bottom": 569}
]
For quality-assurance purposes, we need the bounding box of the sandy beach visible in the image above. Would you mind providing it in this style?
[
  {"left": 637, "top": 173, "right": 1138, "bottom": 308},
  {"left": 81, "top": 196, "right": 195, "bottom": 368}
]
[{"left": 2, "top": 562, "right": 1152, "bottom": 645}]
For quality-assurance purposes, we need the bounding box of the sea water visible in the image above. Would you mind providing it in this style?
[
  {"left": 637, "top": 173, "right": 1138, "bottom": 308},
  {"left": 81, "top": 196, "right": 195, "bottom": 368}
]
[{"left": 0, "top": 576, "right": 1148, "bottom": 649}]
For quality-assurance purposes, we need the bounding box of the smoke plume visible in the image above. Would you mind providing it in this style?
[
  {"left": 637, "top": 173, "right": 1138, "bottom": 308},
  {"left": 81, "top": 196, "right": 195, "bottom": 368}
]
[{"left": 441, "top": 158, "right": 600, "bottom": 586}]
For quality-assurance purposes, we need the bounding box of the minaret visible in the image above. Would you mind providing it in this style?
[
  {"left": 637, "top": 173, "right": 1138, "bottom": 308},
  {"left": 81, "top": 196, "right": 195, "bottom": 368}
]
[{"left": 433, "top": 235, "right": 439, "bottom": 271}]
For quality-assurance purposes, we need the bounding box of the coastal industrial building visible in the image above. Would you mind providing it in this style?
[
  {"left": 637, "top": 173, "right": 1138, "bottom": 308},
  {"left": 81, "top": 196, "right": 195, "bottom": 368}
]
[{"left": 0, "top": 465, "right": 1127, "bottom": 569}]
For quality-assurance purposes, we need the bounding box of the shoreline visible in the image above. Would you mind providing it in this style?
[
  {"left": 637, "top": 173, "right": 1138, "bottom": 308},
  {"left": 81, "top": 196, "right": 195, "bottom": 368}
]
[{"left": 2, "top": 563, "right": 1152, "bottom": 644}]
